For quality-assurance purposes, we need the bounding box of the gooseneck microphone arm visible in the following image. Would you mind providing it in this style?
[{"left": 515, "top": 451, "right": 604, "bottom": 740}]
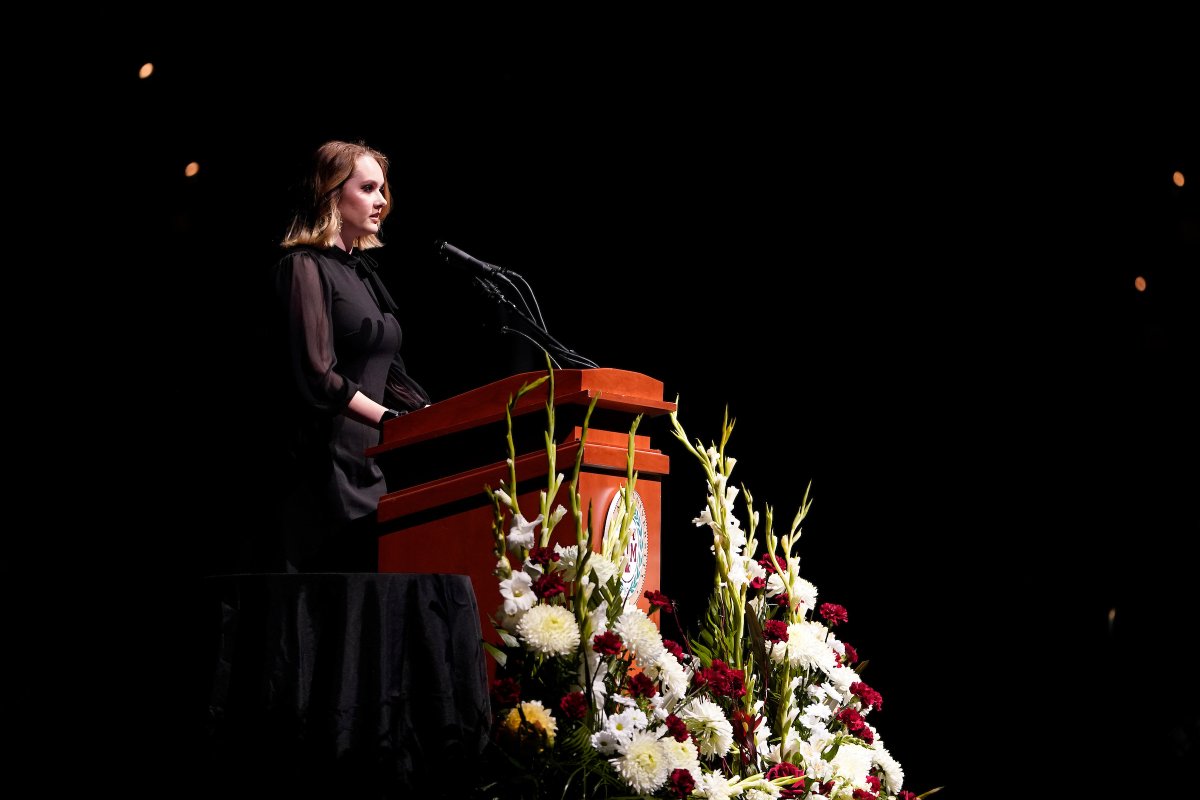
[
  {"left": 437, "top": 241, "right": 541, "bottom": 324},
  {"left": 436, "top": 241, "right": 599, "bottom": 369}
]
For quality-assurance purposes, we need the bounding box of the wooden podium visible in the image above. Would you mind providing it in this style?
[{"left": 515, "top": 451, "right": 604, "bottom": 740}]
[{"left": 367, "top": 368, "right": 675, "bottom": 646}]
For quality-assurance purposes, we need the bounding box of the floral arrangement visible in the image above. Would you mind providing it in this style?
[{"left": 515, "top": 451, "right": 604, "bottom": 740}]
[{"left": 476, "top": 369, "right": 937, "bottom": 800}]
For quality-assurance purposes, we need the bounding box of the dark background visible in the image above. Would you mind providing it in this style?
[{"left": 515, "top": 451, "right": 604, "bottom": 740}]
[{"left": 32, "top": 17, "right": 1197, "bottom": 794}]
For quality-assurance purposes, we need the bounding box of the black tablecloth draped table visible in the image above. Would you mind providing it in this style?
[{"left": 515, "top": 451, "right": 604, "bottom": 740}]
[{"left": 201, "top": 573, "right": 492, "bottom": 798}]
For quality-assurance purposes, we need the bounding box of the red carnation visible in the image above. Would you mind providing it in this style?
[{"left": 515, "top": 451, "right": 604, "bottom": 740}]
[
  {"left": 842, "top": 642, "right": 859, "bottom": 664},
  {"left": 764, "top": 619, "right": 789, "bottom": 643},
  {"left": 851, "top": 680, "right": 883, "bottom": 711},
  {"left": 628, "top": 671, "right": 657, "bottom": 699},
  {"left": 532, "top": 572, "right": 566, "bottom": 599},
  {"left": 491, "top": 677, "right": 521, "bottom": 706},
  {"left": 764, "top": 761, "right": 806, "bottom": 798},
  {"left": 644, "top": 589, "right": 673, "bottom": 610},
  {"left": 852, "top": 790, "right": 878, "bottom": 800},
  {"left": 819, "top": 602, "right": 848, "bottom": 626},
  {"left": 592, "top": 631, "right": 623, "bottom": 656},
  {"left": 693, "top": 659, "right": 746, "bottom": 699},
  {"left": 668, "top": 768, "right": 695, "bottom": 798},
  {"left": 559, "top": 691, "right": 589, "bottom": 720},
  {"left": 836, "top": 707, "right": 867, "bottom": 734},
  {"left": 758, "top": 552, "right": 785, "bottom": 573},
  {"left": 665, "top": 713, "right": 689, "bottom": 742},
  {"left": 527, "top": 546, "right": 560, "bottom": 566},
  {"left": 663, "top": 639, "right": 685, "bottom": 660}
]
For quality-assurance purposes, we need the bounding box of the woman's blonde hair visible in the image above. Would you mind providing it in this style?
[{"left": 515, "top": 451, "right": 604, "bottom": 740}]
[{"left": 281, "top": 140, "right": 392, "bottom": 250}]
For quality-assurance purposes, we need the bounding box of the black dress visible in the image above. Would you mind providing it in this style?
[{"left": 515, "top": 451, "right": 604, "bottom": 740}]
[{"left": 264, "top": 244, "right": 430, "bottom": 572}]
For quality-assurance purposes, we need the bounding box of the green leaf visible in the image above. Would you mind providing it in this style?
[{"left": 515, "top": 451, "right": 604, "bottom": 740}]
[
  {"left": 744, "top": 598, "right": 770, "bottom": 689},
  {"left": 483, "top": 640, "right": 508, "bottom": 668}
]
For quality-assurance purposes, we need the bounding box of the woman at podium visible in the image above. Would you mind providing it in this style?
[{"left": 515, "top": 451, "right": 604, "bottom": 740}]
[{"left": 257, "top": 139, "right": 431, "bottom": 573}]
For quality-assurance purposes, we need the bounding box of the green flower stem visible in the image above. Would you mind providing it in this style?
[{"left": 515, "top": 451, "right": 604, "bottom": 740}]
[
  {"left": 538, "top": 366, "right": 559, "bottom": 548},
  {"left": 568, "top": 395, "right": 600, "bottom": 633}
]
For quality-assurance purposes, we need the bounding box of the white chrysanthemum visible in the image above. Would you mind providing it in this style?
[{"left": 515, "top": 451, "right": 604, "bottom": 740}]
[
  {"left": 770, "top": 621, "right": 837, "bottom": 673},
  {"left": 808, "top": 680, "right": 841, "bottom": 707},
  {"left": 613, "top": 608, "right": 664, "bottom": 665},
  {"left": 790, "top": 576, "right": 818, "bottom": 614},
  {"left": 553, "top": 544, "right": 580, "bottom": 580},
  {"left": 589, "top": 554, "right": 618, "bottom": 586},
  {"left": 872, "top": 743, "right": 904, "bottom": 791},
  {"left": 516, "top": 604, "right": 580, "bottom": 656},
  {"left": 794, "top": 727, "right": 834, "bottom": 774},
  {"left": 680, "top": 697, "right": 734, "bottom": 758},
  {"left": 591, "top": 728, "right": 621, "bottom": 755},
  {"left": 506, "top": 513, "right": 541, "bottom": 551},
  {"left": 659, "top": 735, "right": 700, "bottom": 774},
  {"left": 745, "top": 788, "right": 782, "bottom": 800},
  {"left": 611, "top": 730, "right": 670, "bottom": 795},
  {"left": 828, "top": 635, "right": 845, "bottom": 658},
  {"left": 693, "top": 770, "right": 736, "bottom": 799},
  {"left": 643, "top": 650, "right": 688, "bottom": 708},
  {"left": 604, "top": 707, "right": 647, "bottom": 744},
  {"left": 765, "top": 571, "right": 788, "bottom": 598},
  {"left": 830, "top": 742, "right": 873, "bottom": 787},
  {"left": 799, "top": 701, "right": 832, "bottom": 729},
  {"left": 828, "top": 664, "right": 858, "bottom": 698},
  {"left": 801, "top": 752, "right": 834, "bottom": 783},
  {"left": 499, "top": 571, "right": 535, "bottom": 616}
]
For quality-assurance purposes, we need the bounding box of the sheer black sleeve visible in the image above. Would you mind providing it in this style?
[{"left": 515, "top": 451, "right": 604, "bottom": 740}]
[
  {"left": 386, "top": 355, "right": 432, "bottom": 411},
  {"left": 274, "top": 250, "right": 358, "bottom": 412}
]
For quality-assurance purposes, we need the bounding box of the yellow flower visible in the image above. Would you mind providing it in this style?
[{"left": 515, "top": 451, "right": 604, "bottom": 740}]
[{"left": 500, "top": 699, "right": 558, "bottom": 752}]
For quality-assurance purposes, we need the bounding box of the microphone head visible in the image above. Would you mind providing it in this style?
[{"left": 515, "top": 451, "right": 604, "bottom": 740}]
[{"left": 438, "top": 241, "right": 465, "bottom": 259}]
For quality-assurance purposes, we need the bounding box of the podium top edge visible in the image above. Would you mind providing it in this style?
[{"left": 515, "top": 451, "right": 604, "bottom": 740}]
[
  {"left": 369, "top": 369, "right": 672, "bottom": 457},
  {"left": 443, "top": 368, "right": 665, "bottom": 405}
]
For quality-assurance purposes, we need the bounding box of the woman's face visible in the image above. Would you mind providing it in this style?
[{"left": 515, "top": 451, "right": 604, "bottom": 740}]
[{"left": 337, "top": 155, "right": 387, "bottom": 244}]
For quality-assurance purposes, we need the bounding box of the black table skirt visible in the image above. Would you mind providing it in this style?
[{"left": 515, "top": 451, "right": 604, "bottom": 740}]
[{"left": 201, "top": 573, "right": 492, "bottom": 798}]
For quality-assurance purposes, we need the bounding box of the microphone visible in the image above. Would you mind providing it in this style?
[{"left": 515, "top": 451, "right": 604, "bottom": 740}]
[{"left": 437, "top": 241, "right": 506, "bottom": 276}]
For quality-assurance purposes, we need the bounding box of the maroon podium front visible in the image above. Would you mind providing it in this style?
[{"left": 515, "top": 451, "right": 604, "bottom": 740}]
[{"left": 367, "top": 368, "right": 675, "bottom": 647}]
